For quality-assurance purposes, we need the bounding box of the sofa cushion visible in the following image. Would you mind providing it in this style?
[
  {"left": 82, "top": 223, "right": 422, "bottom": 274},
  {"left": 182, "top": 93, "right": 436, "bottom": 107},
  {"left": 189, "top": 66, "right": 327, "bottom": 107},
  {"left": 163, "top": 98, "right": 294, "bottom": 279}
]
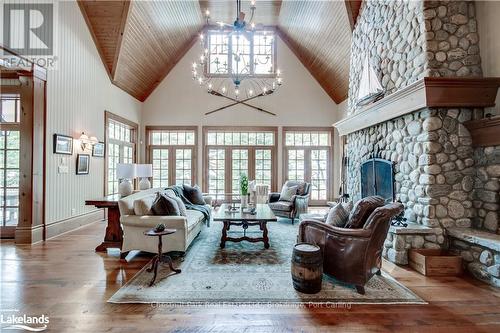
[
  {"left": 279, "top": 184, "right": 298, "bottom": 202},
  {"left": 183, "top": 184, "right": 205, "bottom": 205},
  {"left": 151, "top": 193, "right": 181, "bottom": 216},
  {"left": 345, "top": 196, "right": 385, "bottom": 229},
  {"left": 268, "top": 201, "right": 293, "bottom": 212},
  {"left": 325, "top": 203, "right": 349, "bottom": 227},
  {"left": 185, "top": 210, "right": 205, "bottom": 232},
  {"left": 133, "top": 194, "right": 155, "bottom": 216},
  {"left": 167, "top": 194, "right": 187, "bottom": 216}
]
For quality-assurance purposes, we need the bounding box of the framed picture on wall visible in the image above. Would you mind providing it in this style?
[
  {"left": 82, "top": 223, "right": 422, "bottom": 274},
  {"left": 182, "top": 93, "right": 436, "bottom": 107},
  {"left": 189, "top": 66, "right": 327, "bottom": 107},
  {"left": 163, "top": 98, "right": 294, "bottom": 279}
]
[
  {"left": 92, "top": 142, "right": 105, "bottom": 157},
  {"left": 53, "top": 134, "right": 73, "bottom": 155},
  {"left": 76, "top": 154, "right": 90, "bottom": 175}
]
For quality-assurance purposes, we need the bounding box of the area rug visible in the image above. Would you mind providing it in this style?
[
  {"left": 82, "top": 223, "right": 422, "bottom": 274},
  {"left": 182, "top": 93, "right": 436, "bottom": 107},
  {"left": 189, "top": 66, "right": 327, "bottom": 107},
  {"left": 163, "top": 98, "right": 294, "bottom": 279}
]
[{"left": 109, "top": 219, "right": 426, "bottom": 305}]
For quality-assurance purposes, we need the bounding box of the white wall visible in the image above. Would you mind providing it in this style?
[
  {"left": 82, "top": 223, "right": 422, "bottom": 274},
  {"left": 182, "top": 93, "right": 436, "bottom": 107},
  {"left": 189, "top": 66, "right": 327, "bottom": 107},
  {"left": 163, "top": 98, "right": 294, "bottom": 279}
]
[
  {"left": 142, "top": 36, "right": 342, "bottom": 196},
  {"left": 477, "top": 0, "right": 500, "bottom": 116},
  {"left": 45, "top": 1, "right": 142, "bottom": 227}
]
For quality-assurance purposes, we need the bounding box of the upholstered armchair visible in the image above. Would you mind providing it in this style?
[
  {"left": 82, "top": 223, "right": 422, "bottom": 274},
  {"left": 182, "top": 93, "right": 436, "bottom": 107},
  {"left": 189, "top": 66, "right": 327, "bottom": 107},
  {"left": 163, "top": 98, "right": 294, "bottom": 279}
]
[
  {"left": 268, "top": 180, "right": 310, "bottom": 224},
  {"left": 298, "top": 202, "right": 403, "bottom": 294}
]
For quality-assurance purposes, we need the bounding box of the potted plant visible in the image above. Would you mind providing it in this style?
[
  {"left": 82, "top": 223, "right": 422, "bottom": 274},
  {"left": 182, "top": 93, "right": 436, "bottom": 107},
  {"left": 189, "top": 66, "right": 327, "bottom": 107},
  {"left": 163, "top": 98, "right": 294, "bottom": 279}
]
[{"left": 240, "top": 173, "right": 249, "bottom": 208}]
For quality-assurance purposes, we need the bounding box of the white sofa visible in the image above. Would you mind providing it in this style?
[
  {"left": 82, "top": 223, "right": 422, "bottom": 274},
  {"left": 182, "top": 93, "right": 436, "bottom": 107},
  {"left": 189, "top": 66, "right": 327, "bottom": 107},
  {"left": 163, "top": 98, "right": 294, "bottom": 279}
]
[{"left": 118, "top": 188, "right": 212, "bottom": 258}]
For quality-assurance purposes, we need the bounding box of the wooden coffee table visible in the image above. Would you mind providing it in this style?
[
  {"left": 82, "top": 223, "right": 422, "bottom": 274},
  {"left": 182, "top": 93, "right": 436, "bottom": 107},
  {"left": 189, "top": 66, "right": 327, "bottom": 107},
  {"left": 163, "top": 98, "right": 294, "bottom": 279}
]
[{"left": 213, "top": 204, "right": 277, "bottom": 249}]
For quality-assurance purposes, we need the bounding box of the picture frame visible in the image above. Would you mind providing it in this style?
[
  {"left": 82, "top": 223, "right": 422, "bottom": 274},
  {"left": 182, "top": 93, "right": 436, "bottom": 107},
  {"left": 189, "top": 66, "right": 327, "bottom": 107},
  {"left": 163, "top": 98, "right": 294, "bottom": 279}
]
[
  {"left": 53, "top": 134, "right": 73, "bottom": 155},
  {"left": 92, "top": 142, "right": 105, "bottom": 157},
  {"left": 76, "top": 154, "right": 90, "bottom": 175}
]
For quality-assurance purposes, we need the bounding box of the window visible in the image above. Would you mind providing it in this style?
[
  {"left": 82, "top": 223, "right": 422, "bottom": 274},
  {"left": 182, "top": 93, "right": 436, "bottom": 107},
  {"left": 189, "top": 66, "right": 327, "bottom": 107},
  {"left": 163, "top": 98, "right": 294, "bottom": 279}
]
[
  {"left": 0, "top": 94, "right": 20, "bottom": 228},
  {"left": 105, "top": 112, "right": 138, "bottom": 195},
  {"left": 284, "top": 128, "right": 333, "bottom": 204},
  {"left": 146, "top": 127, "right": 197, "bottom": 188},
  {"left": 204, "top": 127, "right": 277, "bottom": 201},
  {"left": 206, "top": 30, "right": 276, "bottom": 76}
]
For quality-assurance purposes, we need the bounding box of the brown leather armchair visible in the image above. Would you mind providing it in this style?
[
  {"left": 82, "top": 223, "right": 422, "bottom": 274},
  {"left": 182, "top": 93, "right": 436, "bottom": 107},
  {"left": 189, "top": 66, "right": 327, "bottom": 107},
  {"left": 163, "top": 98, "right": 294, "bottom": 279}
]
[
  {"left": 268, "top": 181, "right": 310, "bottom": 224},
  {"left": 298, "top": 202, "right": 403, "bottom": 294}
]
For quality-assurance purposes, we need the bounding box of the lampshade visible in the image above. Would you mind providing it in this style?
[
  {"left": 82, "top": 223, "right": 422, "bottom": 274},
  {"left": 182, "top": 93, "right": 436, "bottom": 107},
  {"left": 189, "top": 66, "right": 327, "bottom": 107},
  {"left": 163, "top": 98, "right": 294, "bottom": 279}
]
[
  {"left": 136, "top": 164, "right": 152, "bottom": 178},
  {"left": 116, "top": 163, "right": 136, "bottom": 179}
]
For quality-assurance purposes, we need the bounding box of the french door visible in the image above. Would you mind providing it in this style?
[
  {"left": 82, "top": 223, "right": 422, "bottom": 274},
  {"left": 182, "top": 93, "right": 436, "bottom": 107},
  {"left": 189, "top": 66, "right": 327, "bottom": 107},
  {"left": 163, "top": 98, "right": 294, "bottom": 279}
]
[
  {"left": 207, "top": 146, "right": 274, "bottom": 201},
  {"left": 204, "top": 128, "right": 277, "bottom": 202},
  {"left": 147, "top": 127, "right": 197, "bottom": 188},
  {"left": 284, "top": 128, "right": 333, "bottom": 205},
  {"left": 0, "top": 93, "right": 20, "bottom": 237}
]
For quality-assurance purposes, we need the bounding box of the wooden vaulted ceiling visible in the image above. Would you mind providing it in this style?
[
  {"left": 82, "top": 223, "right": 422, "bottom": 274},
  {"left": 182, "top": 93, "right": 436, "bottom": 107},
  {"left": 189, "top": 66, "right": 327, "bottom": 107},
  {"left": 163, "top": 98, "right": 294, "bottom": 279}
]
[{"left": 79, "top": 0, "right": 362, "bottom": 103}]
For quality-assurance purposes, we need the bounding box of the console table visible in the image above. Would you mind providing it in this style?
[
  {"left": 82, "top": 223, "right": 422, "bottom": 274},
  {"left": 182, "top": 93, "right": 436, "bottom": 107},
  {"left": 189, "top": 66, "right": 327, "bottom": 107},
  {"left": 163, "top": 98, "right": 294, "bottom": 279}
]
[{"left": 85, "top": 194, "right": 122, "bottom": 252}]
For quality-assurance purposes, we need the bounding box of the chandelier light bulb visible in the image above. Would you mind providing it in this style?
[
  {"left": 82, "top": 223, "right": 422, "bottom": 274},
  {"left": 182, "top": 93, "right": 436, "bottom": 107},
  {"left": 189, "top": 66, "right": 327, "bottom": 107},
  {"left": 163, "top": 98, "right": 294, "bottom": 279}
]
[
  {"left": 235, "top": 88, "right": 239, "bottom": 96},
  {"left": 204, "top": 48, "right": 209, "bottom": 54},
  {"left": 222, "top": 86, "right": 226, "bottom": 94},
  {"left": 199, "top": 33, "right": 204, "bottom": 40},
  {"left": 205, "top": 9, "right": 210, "bottom": 17},
  {"left": 277, "top": 69, "right": 281, "bottom": 76},
  {"left": 192, "top": 62, "right": 197, "bottom": 69},
  {"left": 249, "top": 89, "right": 254, "bottom": 96},
  {"left": 263, "top": 86, "right": 267, "bottom": 94},
  {"left": 200, "top": 55, "right": 205, "bottom": 63},
  {"left": 208, "top": 83, "right": 213, "bottom": 91},
  {"left": 277, "top": 77, "right": 282, "bottom": 85},
  {"left": 251, "top": 0, "right": 256, "bottom": 6},
  {"left": 198, "top": 77, "right": 203, "bottom": 85},
  {"left": 251, "top": 22, "right": 255, "bottom": 29}
]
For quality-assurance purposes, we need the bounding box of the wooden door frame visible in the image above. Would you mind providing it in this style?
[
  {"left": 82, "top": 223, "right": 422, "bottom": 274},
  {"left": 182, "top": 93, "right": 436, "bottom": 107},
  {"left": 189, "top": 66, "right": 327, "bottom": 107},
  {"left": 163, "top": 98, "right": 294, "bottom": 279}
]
[
  {"left": 202, "top": 126, "right": 278, "bottom": 197},
  {"left": 145, "top": 126, "right": 198, "bottom": 187},
  {"left": 282, "top": 127, "right": 334, "bottom": 205}
]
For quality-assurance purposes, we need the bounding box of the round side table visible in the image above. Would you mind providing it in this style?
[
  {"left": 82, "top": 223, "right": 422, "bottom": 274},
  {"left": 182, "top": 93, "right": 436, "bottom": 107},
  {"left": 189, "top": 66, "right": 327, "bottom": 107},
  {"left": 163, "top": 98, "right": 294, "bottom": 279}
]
[{"left": 143, "top": 228, "right": 182, "bottom": 286}]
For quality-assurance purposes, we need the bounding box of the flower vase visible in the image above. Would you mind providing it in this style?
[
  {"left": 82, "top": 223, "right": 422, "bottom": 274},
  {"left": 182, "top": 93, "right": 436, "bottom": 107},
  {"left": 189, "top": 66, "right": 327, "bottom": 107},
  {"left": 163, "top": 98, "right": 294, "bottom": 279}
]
[{"left": 241, "top": 195, "right": 248, "bottom": 208}]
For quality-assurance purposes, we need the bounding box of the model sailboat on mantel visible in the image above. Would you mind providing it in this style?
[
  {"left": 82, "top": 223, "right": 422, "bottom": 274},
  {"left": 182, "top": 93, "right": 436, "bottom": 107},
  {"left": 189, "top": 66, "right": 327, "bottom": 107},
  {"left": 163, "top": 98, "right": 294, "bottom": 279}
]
[{"left": 356, "top": 55, "right": 385, "bottom": 106}]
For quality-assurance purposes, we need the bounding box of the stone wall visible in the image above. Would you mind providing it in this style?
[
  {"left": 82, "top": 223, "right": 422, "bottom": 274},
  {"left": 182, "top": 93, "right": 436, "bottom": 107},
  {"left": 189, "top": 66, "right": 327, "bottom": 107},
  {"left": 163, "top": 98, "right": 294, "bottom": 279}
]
[
  {"left": 346, "top": 108, "right": 475, "bottom": 230},
  {"left": 347, "top": 0, "right": 426, "bottom": 113},
  {"left": 424, "top": 0, "right": 482, "bottom": 77},
  {"left": 348, "top": 0, "right": 483, "bottom": 114},
  {"left": 472, "top": 145, "right": 500, "bottom": 233}
]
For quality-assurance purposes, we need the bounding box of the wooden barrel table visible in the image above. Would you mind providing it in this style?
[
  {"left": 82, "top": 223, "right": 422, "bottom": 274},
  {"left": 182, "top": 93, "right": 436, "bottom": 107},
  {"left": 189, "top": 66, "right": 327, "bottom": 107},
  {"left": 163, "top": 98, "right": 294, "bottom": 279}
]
[{"left": 291, "top": 243, "right": 323, "bottom": 294}]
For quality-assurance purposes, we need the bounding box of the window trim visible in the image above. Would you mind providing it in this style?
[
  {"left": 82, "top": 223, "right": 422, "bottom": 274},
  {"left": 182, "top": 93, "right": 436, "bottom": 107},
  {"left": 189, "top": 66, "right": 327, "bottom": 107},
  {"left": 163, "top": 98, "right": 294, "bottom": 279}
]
[
  {"left": 282, "top": 127, "right": 334, "bottom": 205},
  {"left": 104, "top": 111, "right": 138, "bottom": 196},
  {"left": 203, "top": 28, "right": 278, "bottom": 79},
  {"left": 202, "top": 126, "right": 278, "bottom": 197},
  {"left": 145, "top": 126, "right": 198, "bottom": 187}
]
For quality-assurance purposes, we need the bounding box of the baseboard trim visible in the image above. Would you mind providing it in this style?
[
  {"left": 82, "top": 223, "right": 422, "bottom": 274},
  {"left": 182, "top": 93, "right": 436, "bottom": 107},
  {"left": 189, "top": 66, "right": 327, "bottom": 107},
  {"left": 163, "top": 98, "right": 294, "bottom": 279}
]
[
  {"left": 45, "top": 210, "right": 104, "bottom": 240},
  {"left": 14, "top": 210, "right": 104, "bottom": 244}
]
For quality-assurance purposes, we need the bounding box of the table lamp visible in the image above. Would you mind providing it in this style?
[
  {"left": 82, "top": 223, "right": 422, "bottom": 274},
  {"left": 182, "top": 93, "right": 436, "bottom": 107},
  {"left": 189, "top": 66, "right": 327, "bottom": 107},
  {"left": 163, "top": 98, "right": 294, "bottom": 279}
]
[
  {"left": 116, "top": 163, "right": 136, "bottom": 197},
  {"left": 136, "top": 164, "right": 153, "bottom": 190}
]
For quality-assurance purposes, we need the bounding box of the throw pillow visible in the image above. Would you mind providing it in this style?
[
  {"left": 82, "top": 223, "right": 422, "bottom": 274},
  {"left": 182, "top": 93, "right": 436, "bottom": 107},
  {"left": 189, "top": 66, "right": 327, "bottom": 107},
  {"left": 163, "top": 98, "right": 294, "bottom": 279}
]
[
  {"left": 342, "top": 200, "right": 354, "bottom": 213},
  {"left": 168, "top": 194, "right": 187, "bottom": 216},
  {"left": 345, "top": 196, "right": 385, "bottom": 229},
  {"left": 279, "top": 184, "right": 298, "bottom": 202},
  {"left": 183, "top": 184, "right": 205, "bottom": 205},
  {"left": 325, "top": 203, "right": 349, "bottom": 227},
  {"left": 296, "top": 182, "right": 307, "bottom": 196},
  {"left": 151, "top": 192, "right": 181, "bottom": 216},
  {"left": 133, "top": 195, "right": 155, "bottom": 216}
]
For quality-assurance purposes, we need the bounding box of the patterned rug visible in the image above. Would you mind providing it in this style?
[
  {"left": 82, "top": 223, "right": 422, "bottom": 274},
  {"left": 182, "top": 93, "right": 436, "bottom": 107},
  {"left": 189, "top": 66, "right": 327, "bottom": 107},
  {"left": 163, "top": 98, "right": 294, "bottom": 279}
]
[{"left": 108, "top": 219, "right": 426, "bottom": 305}]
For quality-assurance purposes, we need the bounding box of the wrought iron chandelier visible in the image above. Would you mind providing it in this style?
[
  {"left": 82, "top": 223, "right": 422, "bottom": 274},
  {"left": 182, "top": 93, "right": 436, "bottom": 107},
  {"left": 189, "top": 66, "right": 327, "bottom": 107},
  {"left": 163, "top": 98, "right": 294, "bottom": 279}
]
[{"left": 192, "top": 0, "right": 283, "bottom": 115}]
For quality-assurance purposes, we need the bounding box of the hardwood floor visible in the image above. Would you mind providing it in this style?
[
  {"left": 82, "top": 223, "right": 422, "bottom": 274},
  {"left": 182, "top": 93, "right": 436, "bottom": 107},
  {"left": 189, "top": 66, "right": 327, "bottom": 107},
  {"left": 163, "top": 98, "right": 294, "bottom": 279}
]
[{"left": 1, "top": 218, "right": 500, "bottom": 333}]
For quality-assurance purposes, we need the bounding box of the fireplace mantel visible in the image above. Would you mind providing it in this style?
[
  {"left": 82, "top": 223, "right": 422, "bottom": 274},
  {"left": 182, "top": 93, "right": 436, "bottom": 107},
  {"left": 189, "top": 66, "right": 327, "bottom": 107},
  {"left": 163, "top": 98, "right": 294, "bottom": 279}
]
[{"left": 333, "top": 77, "right": 500, "bottom": 136}]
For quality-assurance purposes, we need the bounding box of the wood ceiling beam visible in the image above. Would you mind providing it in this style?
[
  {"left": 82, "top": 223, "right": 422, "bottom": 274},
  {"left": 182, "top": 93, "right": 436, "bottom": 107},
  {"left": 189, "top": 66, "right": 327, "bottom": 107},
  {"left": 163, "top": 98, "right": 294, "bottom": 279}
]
[
  {"left": 344, "top": 0, "right": 363, "bottom": 31},
  {"left": 111, "top": 1, "right": 131, "bottom": 79},
  {"left": 77, "top": 0, "right": 113, "bottom": 81}
]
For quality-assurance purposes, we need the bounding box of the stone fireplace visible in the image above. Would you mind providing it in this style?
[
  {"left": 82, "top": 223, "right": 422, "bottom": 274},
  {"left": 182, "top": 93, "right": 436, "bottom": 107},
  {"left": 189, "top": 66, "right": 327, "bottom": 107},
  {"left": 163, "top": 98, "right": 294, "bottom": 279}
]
[{"left": 335, "top": 0, "right": 500, "bottom": 287}]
